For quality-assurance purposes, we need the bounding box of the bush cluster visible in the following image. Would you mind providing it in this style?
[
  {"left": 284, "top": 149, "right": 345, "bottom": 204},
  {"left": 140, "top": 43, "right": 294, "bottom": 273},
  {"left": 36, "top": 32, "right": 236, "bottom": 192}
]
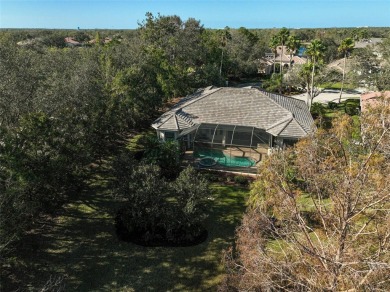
[
  {"left": 114, "top": 159, "right": 210, "bottom": 245},
  {"left": 234, "top": 175, "right": 249, "bottom": 185}
]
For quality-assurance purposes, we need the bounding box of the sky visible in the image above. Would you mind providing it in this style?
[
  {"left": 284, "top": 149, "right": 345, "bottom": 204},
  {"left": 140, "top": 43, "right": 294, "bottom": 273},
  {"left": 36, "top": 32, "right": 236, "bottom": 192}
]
[{"left": 1, "top": 0, "right": 389, "bottom": 29}]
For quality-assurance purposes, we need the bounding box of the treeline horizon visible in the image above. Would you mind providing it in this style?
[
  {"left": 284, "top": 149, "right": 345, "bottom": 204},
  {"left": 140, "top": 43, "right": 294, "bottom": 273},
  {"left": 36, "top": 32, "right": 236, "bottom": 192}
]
[
  {"left": 2, "top": 26, "right": 390, "bottom": 39},
  {"left": 2, "top": 25, "right": 390, "bottom": 30}
]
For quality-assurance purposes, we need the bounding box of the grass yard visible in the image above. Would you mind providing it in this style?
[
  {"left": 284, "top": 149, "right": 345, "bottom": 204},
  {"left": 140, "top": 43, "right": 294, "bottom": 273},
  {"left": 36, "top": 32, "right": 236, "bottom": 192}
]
[
  {"left": 4, "top": 168, "right": 249, "bottom": 291},
  {"left": 318, "top": 82, "right": 356, "bottom": 91},
  {"left": 311, "top": 98, "right": 361, "bottom": 131}
]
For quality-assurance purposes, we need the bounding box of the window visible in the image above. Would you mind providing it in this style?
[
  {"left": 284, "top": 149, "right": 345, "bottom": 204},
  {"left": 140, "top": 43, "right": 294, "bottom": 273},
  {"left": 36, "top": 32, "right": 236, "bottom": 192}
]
[{"left": 165, "top": 131, "right": 175, "bottom": 141}]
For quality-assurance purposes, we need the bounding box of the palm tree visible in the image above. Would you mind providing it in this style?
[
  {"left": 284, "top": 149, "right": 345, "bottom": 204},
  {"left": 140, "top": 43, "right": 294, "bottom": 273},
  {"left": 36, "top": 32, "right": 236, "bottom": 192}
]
[
  {"left": 338, "top": 37, "right": 355, "bottom": 103},
  {"left": 278, "top": 28, "right": 290, "bottom": 77},
  {"left": 301, "top": 61, "right": 322, "bottom": 108},
  {"left": 277, "top": 28, "right": 290, "bottom": 94},
  {"left": 286, "top": 35, "right": 301, "bottom": 68},
  {"left": 218, "top": 26, "right": 231, "bottom": 77},
  {"left": 269, "top": 35, "right": 279, "bottom": 73},
  {"left": 306, "top": 39, "right": 326, "bottom": 108}
]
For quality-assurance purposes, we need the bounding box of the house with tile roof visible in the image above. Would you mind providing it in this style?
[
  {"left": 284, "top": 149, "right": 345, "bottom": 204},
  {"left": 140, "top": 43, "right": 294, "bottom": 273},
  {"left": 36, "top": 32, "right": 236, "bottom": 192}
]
[
  {"left": 64, "top": 37, "right": 82, "bottom": 47},
  {"left": 360, "top": 91, "right": 390, "bottom": 112},
  {"left": 152, "top": 86, "right": 314, "bottom": 166},
  {"left": 354, "top": 38, "right": 383, "bottom": 49},
  {"left": 259, "top": 46, "right": 307, "bottom": 75}
]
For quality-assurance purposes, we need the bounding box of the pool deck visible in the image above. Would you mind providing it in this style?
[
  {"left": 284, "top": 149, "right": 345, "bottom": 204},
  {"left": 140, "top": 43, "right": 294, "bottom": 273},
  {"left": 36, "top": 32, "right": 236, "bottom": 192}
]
[{"left": 182, "top": 150, "right": 259, "bottom": 177}]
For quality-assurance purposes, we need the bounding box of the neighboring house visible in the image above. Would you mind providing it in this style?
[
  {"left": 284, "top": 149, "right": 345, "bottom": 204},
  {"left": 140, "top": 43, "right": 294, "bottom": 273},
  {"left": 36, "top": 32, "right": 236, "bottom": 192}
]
[
  {"left": 64, "top": 37, "right": 82, "bottom": 47},
  {"left": 103, "top": 37, "right": 112, "bottom": 44},
  {"left": 360, "top": 91, "right": 390, "bottom": 112},
  {"left": 291, "top": 55, "right": 307, "bottom": 65},
  {"left": 17, "top": 38, "right": 43, "bottom": 46},
  {"left": 152, "top": 86, "right": 314, "bottom": 165},
  {"left": 257, "top": 57, "right": 274, "bottom": 75},
  {"left": 274, "top": 46, "right": 292, "bottom": 70},
  {"left": 327, "top": 57, "right": 353, "bottom": 73},
  {"left": 354, "top": 38, "right": 383, "bottom": 58},
  {"left": 88, "top": 37, "right": 113, "bottom": 45},
  {"left": 259, "top": 46, "right": 307, "bottom": 75},
  {"left": 354, "top": 38, "right": 383, "bottom": 49}
]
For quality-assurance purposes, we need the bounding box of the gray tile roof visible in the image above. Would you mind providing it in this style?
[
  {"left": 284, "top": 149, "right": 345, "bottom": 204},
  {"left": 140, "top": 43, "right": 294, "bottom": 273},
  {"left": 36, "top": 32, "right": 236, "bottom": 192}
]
[{"left": 152, "top": 86, "right": 314, "bottom": 138}]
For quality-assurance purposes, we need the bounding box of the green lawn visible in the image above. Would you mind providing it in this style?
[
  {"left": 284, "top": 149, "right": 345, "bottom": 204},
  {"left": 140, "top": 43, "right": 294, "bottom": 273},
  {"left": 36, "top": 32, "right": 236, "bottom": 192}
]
[
  {"left": 312, "top": 99, "right": 360, "bottom": 130},
  {"left": 318, "top": 82, "right": 356, "bottom": 91},
  {"left": 5, "top": 170, "right": 249, "bottom": 291}
]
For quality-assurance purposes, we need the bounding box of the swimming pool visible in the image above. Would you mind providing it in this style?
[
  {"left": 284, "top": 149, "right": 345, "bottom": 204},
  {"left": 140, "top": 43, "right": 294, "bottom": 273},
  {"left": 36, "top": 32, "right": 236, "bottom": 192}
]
[{"left": 194, "top": 148, "right": 256, "bottom": 168}]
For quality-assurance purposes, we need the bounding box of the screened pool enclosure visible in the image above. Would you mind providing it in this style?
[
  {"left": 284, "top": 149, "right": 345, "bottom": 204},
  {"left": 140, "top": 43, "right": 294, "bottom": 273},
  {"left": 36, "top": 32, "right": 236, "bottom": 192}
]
[{"left": 179, "top": 123, "right": 272, "bottom": 168}]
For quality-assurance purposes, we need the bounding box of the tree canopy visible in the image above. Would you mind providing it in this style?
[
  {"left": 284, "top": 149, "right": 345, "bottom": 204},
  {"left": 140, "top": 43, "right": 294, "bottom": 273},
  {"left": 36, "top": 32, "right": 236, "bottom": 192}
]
[{"left": 222, "top": 101, "right": 390, "bottom": 291}]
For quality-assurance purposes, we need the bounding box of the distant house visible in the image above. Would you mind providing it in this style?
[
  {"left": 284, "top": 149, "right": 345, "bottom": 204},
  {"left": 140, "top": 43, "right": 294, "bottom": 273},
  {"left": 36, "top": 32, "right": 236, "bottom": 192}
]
[
  {"left": 152, "top": 86, "right": 314, "bottom": 167},
  {"left": 64, "top": 37, "right": 82, "bottom": 47},
  {"left": 354, "top": 38, "right": 383, "bottom": 58},
  {"left": 257, "top": 57, "right": 273, "bottom": 75},
  {"left": 17, "top": 38, "right": 43, "bottom": 47},
  {"left": 103, "top": 37, "right": 113, "bottom": 44},
  {"left": 354, "top": 38, "right": 383, "bottom": 49},
  {"left": 259, "top": 46, "right": 307, "bottom": 75},
  {"left": 327, "top": 57, "right": 353, "bottom": 73},
  {"left": 360, "top": 91, "right": 390, "bottom": 112},
  {"left": 88, "top": 37, "right": 113, "bottom": 45},
  {"left": 291, "top": 55, "right": 307, "bottom": 65},
  {"left": 275, "top": 46, "right": 292, "bottom": 69}
]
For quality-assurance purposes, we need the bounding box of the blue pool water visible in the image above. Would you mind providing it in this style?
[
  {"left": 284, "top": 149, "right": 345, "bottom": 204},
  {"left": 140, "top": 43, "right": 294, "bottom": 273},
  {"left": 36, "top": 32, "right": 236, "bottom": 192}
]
[{"left": 194, "top": 148, "right": 255, "bottom": 167}]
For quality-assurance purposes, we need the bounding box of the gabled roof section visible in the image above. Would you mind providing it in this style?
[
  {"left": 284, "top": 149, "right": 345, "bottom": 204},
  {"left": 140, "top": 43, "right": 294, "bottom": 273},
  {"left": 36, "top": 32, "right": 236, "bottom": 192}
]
[
  {"left": 260, "top": 88, "right": 314, "bottom": 134},
  {"left": 152, "top": 86, "right": 314, "bottom": 139},
  {"left": 156, "top": 115, "right": 178, "bottom": 130},
  {"left": 266, "top": 114, "right": 293, "bottom": 136},
  {"left": 176, "top": 111, "right": 195, "bottom": 129},
  {"left": 279, "top": 119, "right": 307, "bottom": 138}
]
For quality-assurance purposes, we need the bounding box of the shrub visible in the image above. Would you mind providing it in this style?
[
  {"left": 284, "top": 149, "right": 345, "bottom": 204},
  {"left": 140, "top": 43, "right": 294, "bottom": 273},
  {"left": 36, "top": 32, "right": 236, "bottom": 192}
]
[
  {"left": 234, "top": 175, "right": 248, "bottom": 185},
  {"left": 311, "top": 102, "right": 325, "bottom": 118},
  {"left": 227, "top": 174, "right": 238, "bottom": 183},
  {"left": 115, "top": 165, "right": 210, "bottom": 246},
  {"left": 345, "top": 103, "right": 359, "bottom": 116},
  {"left": 169, "top": 166, "right": 210, "bottom": 232},
  {"left": 202, "top": 172, "right": 220, "bottom": 182},
  {"left": 111, "top": 150, "right": 137, "bottom": 196},
  {"left": 327, "top": 101, "right": 337, "bottom": 109},
  {"left": 142, "top": 137, "right": 181, "bottom": 179}
]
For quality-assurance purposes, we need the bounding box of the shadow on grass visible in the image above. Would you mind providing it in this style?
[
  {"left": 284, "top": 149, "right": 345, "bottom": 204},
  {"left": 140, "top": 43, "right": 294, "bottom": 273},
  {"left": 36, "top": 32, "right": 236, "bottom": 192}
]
[{"left": 2, "top": 169, "right": 248, "bottom": 291}]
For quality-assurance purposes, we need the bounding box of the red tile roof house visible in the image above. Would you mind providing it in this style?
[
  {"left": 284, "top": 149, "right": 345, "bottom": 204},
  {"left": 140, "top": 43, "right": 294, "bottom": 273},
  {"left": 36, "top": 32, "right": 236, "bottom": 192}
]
[
  {"left": 152, "top": 86, "right": 314, "bottom": 170},
  {"left": 64, "top": 37, "right": 82, "bottom": 47},
  {"left": 360, "top": 91, "right": 390, "bottom": 112}
]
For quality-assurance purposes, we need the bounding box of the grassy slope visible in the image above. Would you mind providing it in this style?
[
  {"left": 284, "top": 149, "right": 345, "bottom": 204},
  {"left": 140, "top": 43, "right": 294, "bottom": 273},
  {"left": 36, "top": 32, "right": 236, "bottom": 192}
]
[{"left": 7, "top": 169, "right": 248, "bottom": 291}]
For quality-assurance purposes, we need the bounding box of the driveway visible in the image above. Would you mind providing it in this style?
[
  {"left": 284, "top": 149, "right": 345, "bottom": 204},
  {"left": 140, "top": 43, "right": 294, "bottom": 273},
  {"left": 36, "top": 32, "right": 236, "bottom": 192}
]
[{"left": 291, "top": 89, "right": 363, "bottom": 104}]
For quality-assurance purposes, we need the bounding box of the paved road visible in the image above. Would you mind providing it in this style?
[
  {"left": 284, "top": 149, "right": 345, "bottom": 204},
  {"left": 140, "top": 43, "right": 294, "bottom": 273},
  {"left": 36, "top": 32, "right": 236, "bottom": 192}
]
[
  {"left": 236, "top": 82, "right": 363, "bottom": 104},
  {"left": 291, "top": 89, "right": 362, "bottom": 104}
]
